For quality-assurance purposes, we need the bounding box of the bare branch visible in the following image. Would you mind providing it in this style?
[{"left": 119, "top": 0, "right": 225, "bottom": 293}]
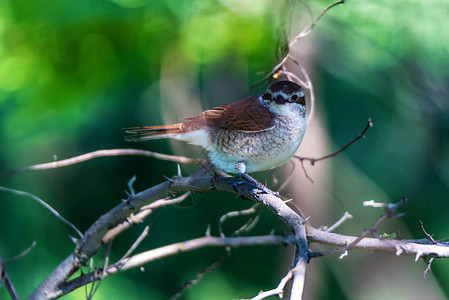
[
  {"left": 171, "top": 250, "right": 230, "bottom": 300},
  {"left": 219, "top": 203, "right": 262, "bottom": 237},
  {"left": 29, "top": 174, "right": 310, "bottom": 299},
  {"left": 120, "top": 226, "right": 150, "bottom": 261},
  {"left": 5, "top": 241, "right": 37, "bottom": 264},
  {"left": 289, "top": 0, "right": 345, "bottom": 48},
  {"left": 269, "top": 0, "right": 344, "bottom": 76},
  {"left": 307, "top": 227, "right": 449, "bottom": 257},
  {"left": 310, "top": 198, "right": 407, "bottom": 258},
  {"left": 296, "top": 118, "right": 373, "bottom": 166},
  {"left": 420, "top": 220, "right": 437, "bottom": 244},
  {"left": 323, "top": 212, "right": 353, "bottom": 232},
  {"left": 0, "top": 186, "right": 82, "bottom": 238},
  {"left": 248, "top": 269, "right": 293, "bottom": 300},
  {"left": 1, "top": 257, "right": 19, "bottom": 300},
  {"left": 423, "top": 257, "right": 434, "bottom": 280},
  {"left": 103, "top": 192, "right": 191, "bottom": 243},
  {"left": 266, "top": 0, "right": 344, "bottom": 126},
  {"left": 140, "top": 192, "right": 191, "bottom": 211},
  {"left": 0, "top": 149, "right": 202, "bottom": 181},
  {"left": 294, "top": 118, "right": 373, "bottom": 182},
  {"left": 1, "top": 241, "right": 37, "bottom": 300},
  {"left": 61, "top": 234, "right": 290, "bottom": 295},
  {"left": 27, "top": 174, "right": 449, "bottom": 299}
]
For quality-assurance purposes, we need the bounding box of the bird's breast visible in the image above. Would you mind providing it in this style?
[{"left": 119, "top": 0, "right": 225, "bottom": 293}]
[{"left": 208, "top": 114, "right": 306, "bottom": 173}]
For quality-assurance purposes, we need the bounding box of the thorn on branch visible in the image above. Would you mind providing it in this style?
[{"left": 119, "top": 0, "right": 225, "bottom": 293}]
[
  {"left": 302, "top": 216, "right": 311, "bottom": 225},
  {"left": 126, "top": 175, "right": 137, "bottom": 196},
  {"left": 415, "top": 251, "right": 423, "bottom": 262}
]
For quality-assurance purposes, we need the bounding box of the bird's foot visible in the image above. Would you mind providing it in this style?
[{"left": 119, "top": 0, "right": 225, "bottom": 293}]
[
  {"left": 234, "top": 162, "right": 280, "bottom": 197},
  {"left": 240, "top": 173, "right": 279, "bottom": 197}
]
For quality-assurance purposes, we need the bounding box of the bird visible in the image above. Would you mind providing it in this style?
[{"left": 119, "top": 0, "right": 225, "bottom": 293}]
[{"left": 125, "top": 80, "right": 307, "bottom": 194}]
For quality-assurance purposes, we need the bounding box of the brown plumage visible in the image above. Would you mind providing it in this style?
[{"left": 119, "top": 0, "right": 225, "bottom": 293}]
[{"left": 125, "top": 94, "right": 275, "bottom": 141}]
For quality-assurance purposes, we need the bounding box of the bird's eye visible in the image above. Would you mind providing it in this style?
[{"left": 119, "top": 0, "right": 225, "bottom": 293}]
[
  {"left": 262, "top": 92, "right": 271, "bottom": 100},
  {"left": 291, "top": 95, "right": 298, "bottom": 101}
]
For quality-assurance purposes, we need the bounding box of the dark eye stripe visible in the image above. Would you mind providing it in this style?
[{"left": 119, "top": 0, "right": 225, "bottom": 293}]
[{"left": 262, "top": 92, "right": 271, "bottom": 101}]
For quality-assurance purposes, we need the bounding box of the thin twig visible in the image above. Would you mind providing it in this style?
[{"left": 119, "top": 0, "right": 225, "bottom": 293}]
[
  {"left": 269, "top": 0, "right": 344, "bottom": 77},
  {"left": 423, "top": 257, "right": 434, "bottom": 280},
  {"left": 296, "top": 118, "right": 373, "bottom": 166},
  {"left": 420, "top": 220, "right": 437, "bottom": 244},
  {"left": 219, "top": 204, "right": 262, "bottom": 238},
  {"left": 61, "top": 234, "right": 291, "bottom": 295},
  {"left": 120, "top": 226, "right": 150, "bottom": 261},
  {"left": 171, "top": 250, "right": 230, "bottom": 300},
  {"left": 5, "top": 241, "right": 37, "bottom": 264},
  {"left": 248, "top": 269, "right": 293, "bottom": 300},
  {"left": 294, "top": 118, "right": 373, "bottom": 182},
  {"left": 87, "top": 242, "right": 113, "bottom": 300},
  {"left": 277, "top": 160, "right": 296, "bottom": 192},
  {"left": 233, "top": 214, "right": 261, "bottom": 237},
  {"left": 0, "top": 186, "right": 82, "bottom": 238},
  {"left": 0, "top": 149, "right": 202, "bottom": 181},
  {"left": 324, "top": 212, "right": 353, "bottom": 232},
  {"left": 1, "top": 242, "right": 37, "bottom": 300},
  {"left": 140, "top": 192, "right": 191, "bottom": 211},
  {"left": 289, "top": 0, "right": 345, "bottom": 48},
  {"left": 103, "top": 192, "right": 191, "bottom": 243},
  {"left": 267, "top": 0, "right": 343, "bottom": 126},
  {"left": 0, "top": 257, "right": 19, "bottom": 300}
]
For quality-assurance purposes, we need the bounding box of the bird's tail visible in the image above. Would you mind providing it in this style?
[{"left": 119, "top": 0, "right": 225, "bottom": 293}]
[{"left": 124, "top": 123, "right": 184, "bottom": 142}]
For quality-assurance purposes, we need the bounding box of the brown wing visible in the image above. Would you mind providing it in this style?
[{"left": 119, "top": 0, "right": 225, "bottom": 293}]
[{"left": 184, "top": 95, "right": 275, "bottom": 132}]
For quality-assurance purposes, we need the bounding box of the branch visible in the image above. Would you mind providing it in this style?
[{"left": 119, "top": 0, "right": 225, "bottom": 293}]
[
  {"left": 103, "top": 192, "right": 191, "bottom": 243},
  {"left": 248, "top": 269, "right": 293, "bottom": 300},
  {"left": 30, "top": 175, "right": 309, "bottom": 299},
  {"left": 0, "top": 148, "right": 202, "bottom": 181},
  {"left": 219, "top": 203, "right": 262, "bottom": 237},
  {"left": 296, "top": 118, "right": 373, "bottom": 166},
  {"left": 1, "top": 257, "right": 19, "bottom": 300},
  {"left": 311, "top": 198, "right": 407, "bottom": 258},
  {"left": 323, "top": 212, "right": 353, "bottom": 232},
  {"left": 171, "top": 250, "right": 230, "bottom": 300},
  {"left": 294, "top": 118, "right": 373, "bottom": 182},
  {"left": 420, "top": 220, "right": 437, "bottom": 244},
  {"left": 288, "top": 0, "right": 345, "bottom": 47},
  {"left": 61, "top": 235, "right": 290, "bottom": 295},
  {"left": 268, "top": 0, "right": 344, "bottom": 124},
  {"left": 1, "top": 241, "right": 37, "bottom": 300},
  {"left": 0, "top": 186, "right": 82, "bottom": 238},
  {"left": 307, "top": 226, "right": 449, "bottom": 258},
  {"left": 27, "top": 174, "right": 449, "bottom": 299}
]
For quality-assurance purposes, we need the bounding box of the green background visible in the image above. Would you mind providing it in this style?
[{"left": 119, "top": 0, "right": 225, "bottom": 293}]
[{"left": 1, "top": 0, "right": 448, "bottom": 299}]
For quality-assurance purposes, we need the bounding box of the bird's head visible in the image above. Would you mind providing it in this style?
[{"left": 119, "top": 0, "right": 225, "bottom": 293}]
[{"left": 261, "top": 81, "right": 306, "bottom": 115}]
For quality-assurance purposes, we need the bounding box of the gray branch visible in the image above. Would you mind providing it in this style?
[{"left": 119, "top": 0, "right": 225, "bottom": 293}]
[{"left": 28, "top": 175, "right": 449, "bottom": 299}]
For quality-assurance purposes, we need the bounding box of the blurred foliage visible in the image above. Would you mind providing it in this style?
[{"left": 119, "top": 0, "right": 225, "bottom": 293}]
[{"left": 0, "top": 0, "right": 449, "bottom": 299}]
